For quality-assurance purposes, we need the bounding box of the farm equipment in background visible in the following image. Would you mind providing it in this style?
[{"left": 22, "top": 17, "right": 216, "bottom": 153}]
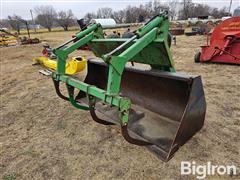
[
  {"left": 185, "top": 24, "right": 210, "bottom": 36},
  {"left": 0, "top": 25, "right": 40, "bottom": 47},
  {"left": 0, "top": 29, "right": 19, "bottom": 46},
  {"left": 33, "top": 56, "right": 86, "bottom": 75},
  {"left": 169, "top": 28, "right": 184, "bottom": 35},
  {"left": 169, "top": 22, "right": 185, "bottom": 36},
  {"left": 18, "top": 19, "right": 40, "bottom": 45},
  {"left": 42, "top": 12, "right": 206, "bottom": 161},
  {"left": 41, "top": 44, "right": 57, "bottom": 59},
  {"left": 33, "top": 44, "right": 87, "bottom": 75},
  {"left": 195, "top": 16, "right": 240, "bottom": 65},
  {"left": 19, "top": 36, "right": 40, "bottom": 45}
]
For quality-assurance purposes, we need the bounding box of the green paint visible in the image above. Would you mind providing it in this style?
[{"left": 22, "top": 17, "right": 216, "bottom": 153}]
[{"left": 53, "top": 12, "right": 175, "bottom": 125}]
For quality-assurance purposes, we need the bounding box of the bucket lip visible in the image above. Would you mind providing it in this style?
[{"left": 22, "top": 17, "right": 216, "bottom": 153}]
[{"left": 87, "top": 58, "right": 200, "bottom": 81}]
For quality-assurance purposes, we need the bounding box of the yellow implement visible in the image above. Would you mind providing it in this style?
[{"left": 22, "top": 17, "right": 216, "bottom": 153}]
[
  {"left": 33, "top": 56, "right": 87, "bottom": 75},
  {"left": 0, "top": 36, "right": 18, "bottom": 46}
]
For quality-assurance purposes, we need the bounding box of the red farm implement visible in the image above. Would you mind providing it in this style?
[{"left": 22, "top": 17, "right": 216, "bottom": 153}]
[{"left": 195, "top": 16, "right": 240, "bottom": 65}]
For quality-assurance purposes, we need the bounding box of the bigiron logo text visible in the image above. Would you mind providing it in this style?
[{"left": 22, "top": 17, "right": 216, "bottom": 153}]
[{"left": 181, "top": 161, "right": 237, "bottom": 179}]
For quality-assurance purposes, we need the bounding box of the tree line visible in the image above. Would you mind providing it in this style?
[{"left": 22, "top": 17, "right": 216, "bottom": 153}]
[
  {"left": 84, "top": 0, "right": 229, "bottom": 23},
  {"left": 1, "top": 6, "right": 75, "bottom": 34},
  {"left": 0, "top": 0, "right": 229, "bottom": 34}
]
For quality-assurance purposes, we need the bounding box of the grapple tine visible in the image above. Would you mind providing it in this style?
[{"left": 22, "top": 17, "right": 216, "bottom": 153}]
[
  {"left": 52, "top": 79, "right": 69, "bottom": 101},
  {"left": 88, "top": 95, "right": 115, "bottom": 125}
]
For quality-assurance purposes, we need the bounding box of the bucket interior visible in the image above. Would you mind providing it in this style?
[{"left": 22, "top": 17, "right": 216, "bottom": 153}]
[{"left": 77, "top": 60, "right": 206, "bottom": 161}]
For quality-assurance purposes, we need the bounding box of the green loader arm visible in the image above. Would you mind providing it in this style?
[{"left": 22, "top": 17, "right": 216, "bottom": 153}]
[{"left": 52, "top": 11, "right": 174, "bottom": 140}]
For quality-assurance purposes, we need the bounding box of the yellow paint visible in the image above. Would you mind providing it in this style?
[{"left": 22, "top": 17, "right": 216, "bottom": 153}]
[
  {"left": 0, "top": 36, "right": 18, "bottom": 46},
  {"left": 33, "top": 56, "right": 87, "bottom": 75}
]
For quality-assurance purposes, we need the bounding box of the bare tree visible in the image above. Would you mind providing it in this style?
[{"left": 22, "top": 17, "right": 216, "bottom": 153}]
[
  {"left": 96, "top": 7, "right": 113, "bottom": 18},
  {"left": 125, "top": 6, "right": 134, "bottom": 23},
  {"left": 168, "top": 0, "right": 179, "bottom": 20},
  {"left": 125, "top": 6, "right": 144, "bottom": 23},
  {"left": 82, "top": 0, "right": 229, "bottom": 24},
  {"left": 179, "top": 0, "right": 194, "bottom": 19},
  {"left": 144, "top": 1, "right": 153, "bottom": 16},
  {"left": 7, "top": 15, "right": 22, "bottom": 34},
  {"left": 178, "top": 0, "right": 229, "bottom": 19},
  {"left": 0, "top": 19, "right": 11, "bottom": 29},
  {"left": 112, "top": 10, "right": 126, "bottom": 23},
  {"left": 137, "top": 4, "right": 150, "bottom": 22},
  {"left": 83, "top": 1, "right": 174, "bottom": 24},
  {"left": 56, "top": 10, "right": 74, "bottom": 31},
  {"left": 152, "top": 0, "right": 169, "bottom": 15},
  {"left": 193, "top": 4, "right": 212, "bottom": 17},
  {"left": 125, "top": 3, "right": 165, "bottom": 23},
  {"left": 84, "top": 12, "right": 97, "bottom": 23},
  {"left": 211, "top": 7, "right": 229, "bottom": 18},
  {"left": 34, "top": 5, "right": 57, "bottom": 32},
  {"left": 140, "top": 0, "right": 169, "bottom": 19}
]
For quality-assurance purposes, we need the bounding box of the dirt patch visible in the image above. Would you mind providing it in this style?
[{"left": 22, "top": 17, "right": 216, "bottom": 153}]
[{"left": 0, "top": 32, "right": 239, "bottom": 179}]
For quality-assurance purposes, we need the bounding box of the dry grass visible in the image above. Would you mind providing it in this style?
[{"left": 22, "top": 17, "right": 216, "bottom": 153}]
[{"left": 0, "top": 31, "right": 239, "bottom": 179}]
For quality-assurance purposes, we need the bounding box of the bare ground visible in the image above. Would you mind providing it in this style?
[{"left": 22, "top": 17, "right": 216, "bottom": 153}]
[{"left": 0, "top": 31, "right": 240, "bottom": 180}]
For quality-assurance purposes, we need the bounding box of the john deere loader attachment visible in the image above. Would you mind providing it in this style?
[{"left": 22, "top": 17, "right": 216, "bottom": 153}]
[{"left": 50, "top": 12, "right": 206, "bottom": 161}]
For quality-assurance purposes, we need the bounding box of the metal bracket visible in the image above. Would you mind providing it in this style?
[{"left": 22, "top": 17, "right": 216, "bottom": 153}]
[
  {"left": 66, "top": 84, "right": 89, "bottom": 110},
  {"left": 88, "top": 95, "right": 115, "bottom": 125},
  {"left": 52, "top": 79, "right": 69, "bottom": 101}
]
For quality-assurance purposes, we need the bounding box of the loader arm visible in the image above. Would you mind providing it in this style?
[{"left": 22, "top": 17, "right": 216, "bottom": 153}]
[
  {"left": 52, "top": 12, "right": 173, "bottom": 124},
  {"left": 50, "top": 12, "right": 206, "bottom": 161}
]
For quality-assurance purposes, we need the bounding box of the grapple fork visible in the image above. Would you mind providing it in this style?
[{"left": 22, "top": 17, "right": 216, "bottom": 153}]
[{"left": 50, "top": 12, "right": 206, "bottom": 161}]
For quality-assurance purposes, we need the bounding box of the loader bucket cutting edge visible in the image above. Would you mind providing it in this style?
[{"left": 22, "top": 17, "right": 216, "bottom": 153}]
[{"left": 77, "top": 60, "right": 206, "bottom": 161}]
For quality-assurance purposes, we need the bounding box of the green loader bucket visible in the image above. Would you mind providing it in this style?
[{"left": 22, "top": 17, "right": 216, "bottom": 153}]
[{"left": 76, "top": 59, "right": 206, "bottom": 161}]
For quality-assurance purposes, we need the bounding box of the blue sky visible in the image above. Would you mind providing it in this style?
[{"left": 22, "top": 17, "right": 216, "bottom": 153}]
[{"left": 1, "top": 0, "right": 239, "bottom": 19}]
